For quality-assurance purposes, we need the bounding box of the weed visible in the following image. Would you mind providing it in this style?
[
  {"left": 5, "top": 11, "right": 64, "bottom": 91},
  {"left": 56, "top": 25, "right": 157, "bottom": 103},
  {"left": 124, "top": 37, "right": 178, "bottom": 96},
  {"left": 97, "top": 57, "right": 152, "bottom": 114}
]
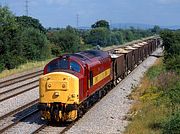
[{"left": 162, "top": 112, "right": 180, "bottom": 134}]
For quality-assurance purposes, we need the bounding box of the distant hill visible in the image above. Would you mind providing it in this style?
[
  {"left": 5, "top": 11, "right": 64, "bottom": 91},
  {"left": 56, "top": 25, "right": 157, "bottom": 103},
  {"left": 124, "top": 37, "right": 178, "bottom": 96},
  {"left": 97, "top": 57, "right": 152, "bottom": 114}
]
[
  {"left": 111, "top": 23, "right": 180, "bottom": 30},
  {"left": 78, "top": 23, "right": 180, "bottom": 30},
  {"left": 111, "top": 23, "right": 154, "bottom": 29},
  {"left": 161, "top": 25, "right": 180, "bottom": 30}
]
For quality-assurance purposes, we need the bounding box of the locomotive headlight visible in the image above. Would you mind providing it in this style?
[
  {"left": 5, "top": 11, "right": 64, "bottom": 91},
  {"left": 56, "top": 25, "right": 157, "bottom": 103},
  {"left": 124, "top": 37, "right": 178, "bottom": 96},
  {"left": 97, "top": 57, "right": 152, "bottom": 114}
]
[
  {"left": 54, "top": 92, "right": 59, "bottom": 96},
  {"left": 48, "top": 84, "right": 51, "bottom": 88}
]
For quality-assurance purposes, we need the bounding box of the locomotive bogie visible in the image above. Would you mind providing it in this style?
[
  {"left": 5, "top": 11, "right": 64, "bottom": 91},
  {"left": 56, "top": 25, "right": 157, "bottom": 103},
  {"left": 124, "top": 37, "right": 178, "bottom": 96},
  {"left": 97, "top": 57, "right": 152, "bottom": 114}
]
[{"left": 39, "top": 103, "right": 78, "bottom": 122}]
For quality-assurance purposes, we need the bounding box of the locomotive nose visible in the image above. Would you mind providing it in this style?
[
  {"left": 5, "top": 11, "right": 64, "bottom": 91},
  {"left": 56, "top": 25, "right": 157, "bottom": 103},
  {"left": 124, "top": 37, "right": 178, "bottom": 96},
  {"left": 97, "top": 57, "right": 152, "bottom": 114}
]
[{"left": 39, "top": 72, "right": 79, "bottom": 104}]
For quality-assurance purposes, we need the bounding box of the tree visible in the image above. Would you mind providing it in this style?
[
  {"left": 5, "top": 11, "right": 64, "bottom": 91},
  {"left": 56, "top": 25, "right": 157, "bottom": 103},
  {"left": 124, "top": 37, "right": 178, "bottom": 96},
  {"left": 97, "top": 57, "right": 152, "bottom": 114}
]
[
  {"left": 0, "top": 6, "right": 51, "bottom": 72},
  {"left": 48, "top": 26, "right": 82, "bottom": 55},
  {"left": 151, "top": 25, "right": 161, "bottom": 34},
  {"left": 18, "top": 27, "right": 51, "bottom": 60},
  {"left": 16, "top": 16, "right": 46, "bottom": 33},
  {"left": 0, "top": 6, "right": 19, "bottom": 71},
  {"left": 160, "top": 30, "right": 176, "bottom": 56},
  {"left": 91, "top": 20, "right": 110, "bottom": 29},
  {"left": 86, "top": 27, "right": 110, "bottom": 47},
  {"left": 110, "top": 31, "right": 124, "bottom": 45},
  {"left": 160, "top": 30, "right": 180, "bottom": 72},
  {"left": 124, "top": 30, "right": 134, "bottom": 42}
]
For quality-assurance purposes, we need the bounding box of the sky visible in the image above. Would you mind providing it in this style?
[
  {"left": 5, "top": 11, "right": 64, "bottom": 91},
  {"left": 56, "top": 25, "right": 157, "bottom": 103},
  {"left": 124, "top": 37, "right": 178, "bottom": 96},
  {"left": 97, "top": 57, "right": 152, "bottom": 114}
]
[{"left": 1, "top": 0, "right": 180, "bottom": 28}]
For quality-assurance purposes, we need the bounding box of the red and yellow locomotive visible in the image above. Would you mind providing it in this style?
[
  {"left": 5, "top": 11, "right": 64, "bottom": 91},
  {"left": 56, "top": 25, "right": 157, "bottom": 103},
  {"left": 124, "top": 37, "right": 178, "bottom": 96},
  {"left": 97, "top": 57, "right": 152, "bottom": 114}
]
[
  {"left": 38, "top": 50, "right": 112, "bottom": 121},
  {"left": 38, "top": 36, "right": 162, "bottom": 122}
]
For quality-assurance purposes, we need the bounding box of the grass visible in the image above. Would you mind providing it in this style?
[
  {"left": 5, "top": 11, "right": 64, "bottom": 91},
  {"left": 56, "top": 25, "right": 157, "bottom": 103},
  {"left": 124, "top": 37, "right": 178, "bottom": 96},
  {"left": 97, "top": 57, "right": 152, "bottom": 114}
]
[
  {"left": 125, "top": 58, "right": 169, "bottom": 134},
  {"left": 125, "top": 103, "right": 169, "bottom": 134},
  {"left": 146, "top": 59, "right": 165, "bottom": 80},
  {"left": 0, "top": 59, "right": 52, "bottom": 79}
]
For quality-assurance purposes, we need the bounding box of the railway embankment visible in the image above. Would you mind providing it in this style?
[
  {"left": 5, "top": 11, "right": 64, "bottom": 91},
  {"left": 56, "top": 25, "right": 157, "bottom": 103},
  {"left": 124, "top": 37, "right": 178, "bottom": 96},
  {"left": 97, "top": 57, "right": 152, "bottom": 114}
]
[
  {"left": 125, "top": 31, "right": 180, "bottom": 134},
  {"left": 65, "top": 48, "right": 163, "bottom": 134},
  {"left": 125, "top": 59, "right": 180, "bottom": 134}
]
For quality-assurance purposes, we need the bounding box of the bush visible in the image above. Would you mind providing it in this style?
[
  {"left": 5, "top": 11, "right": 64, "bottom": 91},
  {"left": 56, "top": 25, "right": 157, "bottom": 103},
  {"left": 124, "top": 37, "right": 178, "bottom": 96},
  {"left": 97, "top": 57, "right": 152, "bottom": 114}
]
[
  {"left": 0, "top": 62, "right": 5, "bottom": 72},
  {"left": 18, "top": 27, "right": 51, "bottom": 61},
  {"left": 165, "top": 55, "right": 180, "bottom": 73},
  {"left": 47, "top": 26, "right": 82, "bottom": 54},
  {"left": 160, "top": 30, "right": 180, "bottom": 73},
  {"left": 162, "top": 112, "right": 180, "bottom": 134},
  {"left": 4, "top": 54, "right": 26, "bottom": 69},
  {"left": 146, "top": 62, "right": 165, "bottom": 80},
  {"left": 160, "top": 79, "right": 180, "bottom": 105}
]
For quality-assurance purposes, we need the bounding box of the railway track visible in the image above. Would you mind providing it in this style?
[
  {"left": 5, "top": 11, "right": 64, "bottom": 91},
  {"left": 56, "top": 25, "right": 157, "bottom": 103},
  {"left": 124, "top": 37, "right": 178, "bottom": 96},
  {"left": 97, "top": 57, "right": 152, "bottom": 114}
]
[
  {"left": 0, "top": 80, "right": 38, "bottom": 102},
  {"left": 32, "top": 124, "right": 48, "bottom": 134},
  {"left": 0, "top": 99, "right": 39, "bottom": 133},
  {"left": 32, "top": 122, "right": 74, "bottom": 134},
  {"left": 0, "top": 69, "right": 43, "bottom": 103},
  {"left": 0, "top": 69, "right": 43, "bottom": 89}
]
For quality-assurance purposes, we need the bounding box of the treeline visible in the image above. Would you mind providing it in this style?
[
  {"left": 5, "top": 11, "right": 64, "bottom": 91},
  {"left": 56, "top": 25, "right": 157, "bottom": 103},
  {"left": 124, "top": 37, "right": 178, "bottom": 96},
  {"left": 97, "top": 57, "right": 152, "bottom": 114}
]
[
  {"left": 155, "top": 30, "right": 180, "bottom": 133},
  {"left": 0, "top": 6, "right": 51, "bottom": 72},
  {"left": 0, "top": 6, "right": 158, "bottom": 72},
  {"left": 48, "top": 20, "right": 158, "bottom": 56},
  {"left": 161, "top": 30, "right": 180, "bottom": 73}
]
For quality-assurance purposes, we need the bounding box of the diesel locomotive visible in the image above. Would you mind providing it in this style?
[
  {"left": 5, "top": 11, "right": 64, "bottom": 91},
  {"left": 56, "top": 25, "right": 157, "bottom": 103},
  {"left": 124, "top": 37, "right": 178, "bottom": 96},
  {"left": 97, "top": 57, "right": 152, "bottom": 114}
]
[{"left": 38, "top": 36, "right": 162, "bottom": 122}]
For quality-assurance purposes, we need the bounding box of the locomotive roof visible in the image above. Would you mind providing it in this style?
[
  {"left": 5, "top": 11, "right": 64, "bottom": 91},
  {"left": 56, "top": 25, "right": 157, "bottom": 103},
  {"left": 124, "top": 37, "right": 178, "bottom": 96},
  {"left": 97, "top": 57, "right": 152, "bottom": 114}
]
[{"left": 70, "top": 50, "right": 109, "bottom": 61}]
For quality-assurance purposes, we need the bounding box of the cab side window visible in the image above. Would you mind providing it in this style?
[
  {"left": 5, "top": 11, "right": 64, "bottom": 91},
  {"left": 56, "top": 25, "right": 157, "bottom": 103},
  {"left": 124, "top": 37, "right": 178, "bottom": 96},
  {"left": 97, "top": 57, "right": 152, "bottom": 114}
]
[{"left": 90, "top": 71, "right": 93, "bottom": 87}]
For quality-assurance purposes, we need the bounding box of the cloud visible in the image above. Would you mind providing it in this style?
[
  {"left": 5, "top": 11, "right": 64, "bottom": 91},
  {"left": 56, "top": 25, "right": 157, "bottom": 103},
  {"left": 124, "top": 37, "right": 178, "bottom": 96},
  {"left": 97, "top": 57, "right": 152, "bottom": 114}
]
[{"left": 46, "top": 0, "right": 70, "bottom": 5}]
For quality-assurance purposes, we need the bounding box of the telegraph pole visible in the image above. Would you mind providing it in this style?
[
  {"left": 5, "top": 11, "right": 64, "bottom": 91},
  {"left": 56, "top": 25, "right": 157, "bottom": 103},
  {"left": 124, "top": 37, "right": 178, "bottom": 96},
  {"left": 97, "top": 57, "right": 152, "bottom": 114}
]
[
  {"left": 110, "top": 20, "right": 112, "bottom": 29},
  {"left": 76, "top": 14, "right": 79, "bottom": 28},
  {"left": 25, "top": 0, "right": 29, "bottom": 16}
]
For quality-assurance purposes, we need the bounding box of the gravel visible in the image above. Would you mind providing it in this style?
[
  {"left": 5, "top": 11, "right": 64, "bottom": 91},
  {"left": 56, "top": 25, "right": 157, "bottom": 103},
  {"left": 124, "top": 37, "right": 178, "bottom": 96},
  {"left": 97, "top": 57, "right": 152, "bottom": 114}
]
[
  {"left": 2, "top": 112, "right": 44, "bottom": 134},
  {"left": 37, "top": 126, "right": 66, "bottom": 134},
  {"left": 65, "top": 48, "right": 163, "bottom": 134},
  {"left": 0, "top": 104, "right": 38, "bottom": 131},
  {"left": 0, "top": 87, "right": 39, "bottom": 117}
]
